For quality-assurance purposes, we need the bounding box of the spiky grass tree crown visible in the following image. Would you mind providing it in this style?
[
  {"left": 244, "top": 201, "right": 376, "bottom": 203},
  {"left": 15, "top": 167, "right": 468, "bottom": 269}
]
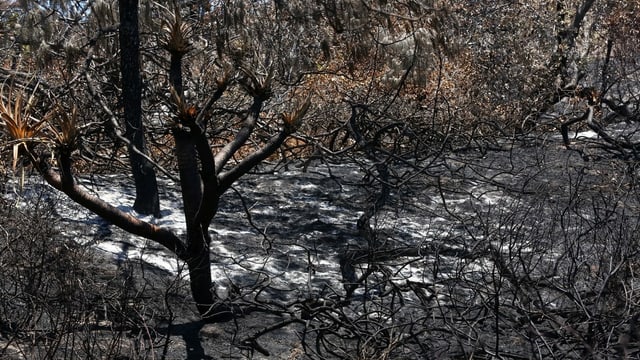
[
  {"left": 169, "top": 86, "right": 197, "bottom": 125},
  {"left": 48, "top": 105, "right": 79, "bottom": 152},
  {"left": 282, "top": 95, "right": 311, "bottom": 134},
  {"left": 161, "top": 4, "right": 192, "bottom": 56},
  {"left": 0, "top": 84, "right": 78, "bottom": 169},
  {"left": 0, "top": 84, "right": 52, "bottom": 169}
]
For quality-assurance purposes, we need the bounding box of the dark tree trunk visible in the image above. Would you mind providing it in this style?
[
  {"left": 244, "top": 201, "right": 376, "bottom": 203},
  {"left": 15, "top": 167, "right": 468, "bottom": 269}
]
[
  {"left": 167, "top": 34, "right": 233, "bottom": 320},
  {"left": 173, "top": 124, "right": 229, "bottom": 320},
  {"left": 170, "top": 53, "right": 183, "bottom": 96},
  {"left": 119, "top": 0, "right": 160, "bottom": 217},
  {"left": 158, "top": 5, "right": 291, "bottom": 320},
  {"left": 183, "top": 227, "right": 232, "bottom": 320}
]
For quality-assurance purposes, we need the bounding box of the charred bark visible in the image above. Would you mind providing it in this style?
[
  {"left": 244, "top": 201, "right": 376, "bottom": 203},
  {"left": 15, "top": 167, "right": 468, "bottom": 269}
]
[
  {"left": 161, "top": 11, "right": 299, "bottom": 320},
  {"left": 119, "top": 0, "right": 161, "bottom": 217},
  {"left": 35, "top": 152, "right": 186, "bottom": 257},
  {"left": 167, "top": 32, "right": 229, "bottom": 320}
]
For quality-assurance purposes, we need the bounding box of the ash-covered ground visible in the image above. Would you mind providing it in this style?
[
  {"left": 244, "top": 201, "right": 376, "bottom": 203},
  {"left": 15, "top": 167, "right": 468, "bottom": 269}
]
[{"left": 4, "top": 130, "right": 640, "bottom": 359}]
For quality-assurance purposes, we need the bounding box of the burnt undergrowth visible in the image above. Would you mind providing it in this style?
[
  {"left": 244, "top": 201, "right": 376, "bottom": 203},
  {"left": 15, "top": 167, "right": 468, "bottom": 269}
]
[{"left": 2, "top": 134, "right": 640, "bottom": 359}]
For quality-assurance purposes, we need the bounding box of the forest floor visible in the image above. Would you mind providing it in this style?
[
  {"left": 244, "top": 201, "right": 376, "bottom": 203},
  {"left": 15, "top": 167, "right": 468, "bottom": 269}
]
[{"left": 3, "top": 129, "right": 639, "bottom": 359}]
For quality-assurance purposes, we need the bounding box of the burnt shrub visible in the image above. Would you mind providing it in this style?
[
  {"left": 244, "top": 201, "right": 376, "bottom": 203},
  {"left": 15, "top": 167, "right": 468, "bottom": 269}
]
[{"left": 0, "top": 179, "right": 166, "bottom": 359}]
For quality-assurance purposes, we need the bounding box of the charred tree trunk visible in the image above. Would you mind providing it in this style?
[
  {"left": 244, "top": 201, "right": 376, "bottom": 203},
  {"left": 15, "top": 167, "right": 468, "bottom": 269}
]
[
  {"left": 167, "top": 32, "right": 232, "bottom": 320},
  {"left": 172, "top": 127, "right": 215, "bottom": 317},
  {"left": 158, "top": 5, "right": 300, "bottom": 320},
  {"left": 119, "top": 0, "right": 160, "bottom": 217},
  {"left": 184, "top": 227, "right": 225, "bottom": 319}
]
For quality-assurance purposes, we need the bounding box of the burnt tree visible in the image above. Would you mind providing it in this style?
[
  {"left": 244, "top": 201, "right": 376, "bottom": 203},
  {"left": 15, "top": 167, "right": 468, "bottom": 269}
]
[{"left": 0, "top": 4, "right": 310, "bottom": 320}]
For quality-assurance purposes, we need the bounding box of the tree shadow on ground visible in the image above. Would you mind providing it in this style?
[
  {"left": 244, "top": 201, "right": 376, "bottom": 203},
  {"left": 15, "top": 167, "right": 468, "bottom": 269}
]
[{"left": 158, "top": 320, "right": 213, "bottom": 360}]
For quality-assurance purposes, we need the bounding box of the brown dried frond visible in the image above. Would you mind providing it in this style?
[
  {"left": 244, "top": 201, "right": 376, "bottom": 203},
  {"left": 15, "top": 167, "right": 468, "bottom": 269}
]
[
  {"left": 169, "top": 86, "right": 196, "bottom": 123},
  {"left": 282, "top": 95, "right": 311, "bottom": 133},
  {"left": 0, "top": 84, "right": 51, "bottom": 169},
  {"left": 48, "top": 104, "right": 78, "bottom": 149},
  {"left": 187, "top": 106, "right": 197, "bottom": 118},
  {"left": 161, "top": 4, "right": 192, "bottom": 55},
  {"left": 212, "top": 60, "right": 233, "bottom": 89},
  {"left": 0, "top": 85, "right": 48, "bottom": 140},
  {"left": 240, "top": 66, "right": 274, "bottom": 100},
  {"left": 215, "top": 70, "right": 232, "bottom": 89},
  {"left": 169, "top": 85, "right": 184, "bottom": 110}
]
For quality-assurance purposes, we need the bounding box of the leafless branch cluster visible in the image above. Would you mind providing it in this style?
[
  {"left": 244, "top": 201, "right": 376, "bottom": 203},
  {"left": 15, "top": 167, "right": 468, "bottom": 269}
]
[{"left": 0, "top": 184, "right": 162, "bottom": 358}]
